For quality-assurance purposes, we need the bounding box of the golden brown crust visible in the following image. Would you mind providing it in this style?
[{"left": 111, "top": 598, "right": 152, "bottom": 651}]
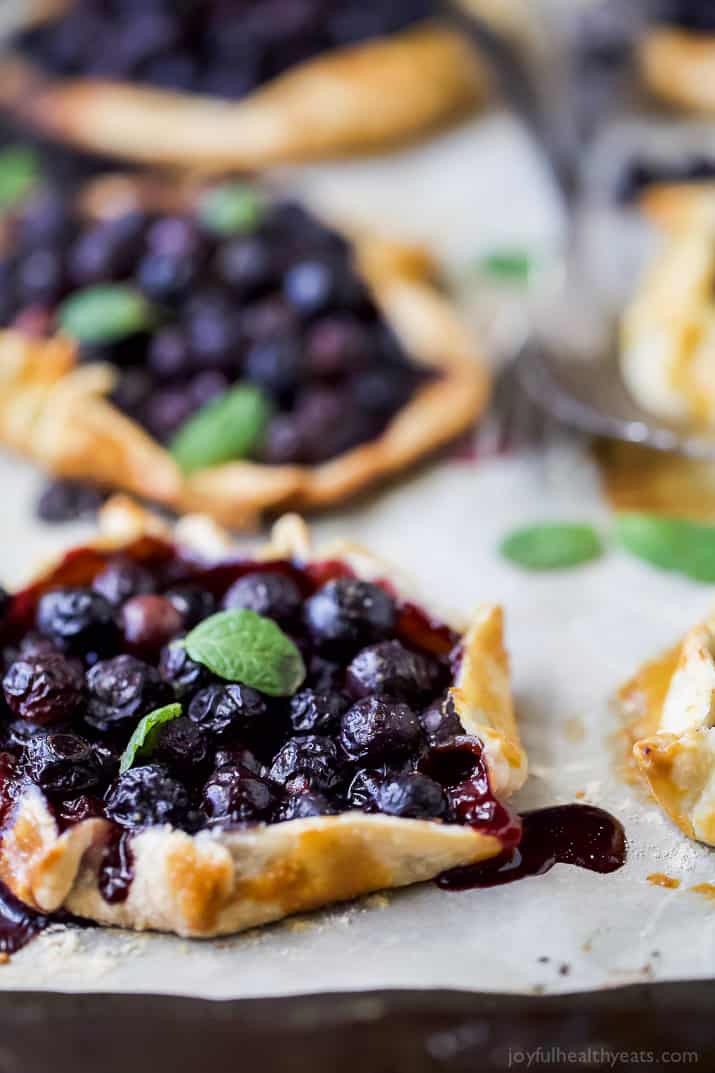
[
  {"left": 639, "top": 28, "right": 715, "bottom": 114},
  {"left": 0, "top": 503, "right": 527, "bottom": 937},
  {"left": 0, "top": 179, "right": 489, "bottom": 528},
  {"left": 638, "top": 182, "right": 715, "bottom": 231},
  {"left": 0, "top": 13, "right": 488, "bottom": 169}
]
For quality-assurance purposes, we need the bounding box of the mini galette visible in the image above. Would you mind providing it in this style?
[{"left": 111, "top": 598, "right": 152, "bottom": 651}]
[
  {"left": 0, "top": 498, "right": 527, "bottom": 937},
  {"left": 620, "top": 226, "right": 715, "bottom": 428},
  {"left": 620, "top": 608, "right": 715, "bottom": 846},
  {"left": 0, "top": 0, "right": 488, "bottom": 170},
  {"left": 639, "top": 2, "right": 715, "bottom": 113},
  {"left": 0, "top": 174, "right": 487, "bottom": 526}
]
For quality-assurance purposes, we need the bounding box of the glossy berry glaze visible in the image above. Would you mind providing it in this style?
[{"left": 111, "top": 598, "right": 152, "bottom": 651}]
[
  {"left": 14, "top": 0, "right": 435, "bottom": 101},
  {"left": 655, "top": 1, "right": 715, "bottom": 32},
  {"left": 0, "top": 185, "right": 431, "bottom": 466},
  {"left": 616, "top": 157, "right": 715, "bottom": 203},
  {"left": 0, "top": 534, "right": 522, "bottom": 951}
]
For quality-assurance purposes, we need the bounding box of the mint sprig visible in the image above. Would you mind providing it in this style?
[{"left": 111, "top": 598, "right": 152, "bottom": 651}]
[
  {"left": 198, "top": 182, "right": 265, "bottom": 236},
  {"left": 0, "top": 147, "right": 40, "bottom": 212},
  {"left": 58, "top": 284, "right": 156, "bottom": 344},
  {"left": 500, "top": 523, "right": 603, "bottom": 571},
  {"left": 616, "top": 514, "right": 715, "bottom": 582},
  {"left": 183, "top": 609, "right": 305, "bottom": 696},
  {"left": 119, "top": 703, "right": 183, "bottom": 775},
  {"left": 169, "top": 382, "right": 271, "bottom": 474}
]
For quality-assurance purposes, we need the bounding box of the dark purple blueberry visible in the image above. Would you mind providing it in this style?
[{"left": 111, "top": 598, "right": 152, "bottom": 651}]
[
  {"left": 104, "top": 764, "right": 189, "bottom": 829},
  {"left": 120, "top": 595, "right": 183, "bottom": 657},
  {"left": 68, "top": 212, "right": 148, "bottom": 285},
  {"left": 164, "top": 586, "right": 216, "bottom": 629},
  {"left": 221, "top": 571, "right": 301, "bottom": 623},
  {"left": 306, "top": 654, "right": 343, "bottom": 693},
  {"left": 116, "top": 11, "right": 178, "bottom": 68},
  {"left": 216, "top": 236, "right": 274, "bottom": 295},
  {"left": 85, "top": 654, "right": 170, "bottom": 731},
  {"left": 91, "top": 556, "right": 156, "bottom": 607},
  {"left": 159, "top": 643, "right": 212, "bottom": 699},
  {"left": 16, "top": 247, "right": 65, "bottom": 304},
  {"left": 276, "top": 791, "right": 337, "bottom": 822},
  {"left": 143, "top": 388, "right": 194, "bottom": 443},
  {"left": 188, "top": 683, "right": 267, "bottom": 737},
  {"left": 3, "top": 654, "right": 84, "bottom": 725},
  {"left": 373, "top": 772, "right": 448, "bottom": 820},
  {"left": 111, "top": 368, "right": 154, "bottom": 417},
  {"left": 152, "top": 716, "right": 207, "bottom": 773},
  {"left": 147, "top": 328, "right": 193, "bottom": 380},
  {"left": 346, "top": 768, "right": 385, "bottom": 811},
  {"left": 184, "top": 292, "right": 240, "bottom": 369},
  {"left": 241, "top": 296, "right": 298, "bottom": 341},
  {"left": 305, "top": 315, "right": 369, "bottom": 378},
  {"left": 244, "top": 337, "right": 302, "bottom": 398},
  {"left": 346, "top": 640, "right": 442, "bottom": 703},
  {"left": 303, "top": 578, "right": 396, "bottom": 654},
  {"left": 142, "top": 53, "right": 199, "bottom": 92},
  {"left": 146, "top": 215, "right": 202, "bottom": 259},
  {"left": 55, "top": 794, "right": 105, "bottom": 827},
  {"left": 290, "top": 388, "right": 344, "bottom": 462},
  {"left": 283, "top": 259, "right": 337, "bottom": 317},
  {"left": 419, "top": 696, "right": 463, "bottom": 744},
  {"left": 417, "top": 736, "right": 483, "bottom": 788},
  {"left": 25, "top": 732, "right": 104, "bottom": 796},
  {"left": 214, "top": 747, "right": 264, "bottom": 777},
  {"left": 35, "top": 478, "right": 108, "bottom": 524},
  {"left": 36, "top": 587, "right": 116, "bottom": 655},
  {"left": 340, "top": 697, "right": 422, "bottom": 764},
  {"left": 289, "top": 689, "right": 349, "bottom": 735},
  {"left": 260, "top": 414, "right": 304, "bottom": 465},
  {"left": 351, "top": 368, "right": 414, "bottom": 416},
  {"left": 136, "top": 251, "right": 197, "bottom": 304},
  {"left": 268, "top": 735, "right": 344, "bottom": 795},
  {"left": 18, "top": 633, "right": 58, "bottom": 659},
  {"left": 202, "top": 765, "right": 276, "bottom": 825}
]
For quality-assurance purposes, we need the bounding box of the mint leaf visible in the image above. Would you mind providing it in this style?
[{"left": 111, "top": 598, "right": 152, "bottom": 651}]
[
  {"left": 0, "top": 147, "right": 39, "bottom": 212},
  {"left": 184, "top": 609, "right": 305, "bottom": 696},
  {"left": 478, "top": 249, "right": 534, "bottom": 282},
  {"left": 500, "top": 523, "right": 603, "bottom": 570},
  {"left": 58, "top": 284, "right": 155, "bottom": 344},
  {"left": 170, "top": 382, "right": 271, "bottom": 474},
  {"left": 119, "top": 703, "right": 183, "bottom": 775},
  {"left": 616, "top": 513, "right": 715, "bottom": 582},
  {"left": 198, "top": 182, "right": 265, "bottom": 236}
]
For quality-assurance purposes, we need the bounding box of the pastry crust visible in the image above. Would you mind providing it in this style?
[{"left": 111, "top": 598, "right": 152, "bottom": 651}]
[
  {"left": 0, "top": 500, "right": 527, "bottom": 937},
  {"left": 638, "top": 182, "right": 715, "bottom": 231},
  {"left": 0, "top": 176, "right": 489, "bottom": 528},
  {"left": 621, "top": 610, "right": 715, "bottom": 846},
  {"left": 620, "top": 225, "right": 715, "bottom": 427},
  {"left": 639, "top": 28, "right": 715, "bottom": 114},
  {"left": 0, "top": 2, "right": 488, "bottom": 170}
]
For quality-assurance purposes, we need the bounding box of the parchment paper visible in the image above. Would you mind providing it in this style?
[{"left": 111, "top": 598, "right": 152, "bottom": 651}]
[{"left": 1, "top": 104, "right": 711, "bottom": 1000}]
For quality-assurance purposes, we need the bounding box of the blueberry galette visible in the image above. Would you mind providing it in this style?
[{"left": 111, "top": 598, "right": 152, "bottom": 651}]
[
  {"left": 639, "top": 1, "right": 715, "bottom": 113},
  {"left": 620, "top": 226, "right": 715, "bottom": 428},
  {"left": 620, "top": 609, "right": 715, "bottom": 846},
  {"left": 0, "top": 174, "right": 487, "bottom": 526},
  {"left": 0, "top": 0, "right": 488, "bottom": 170},
  {"left": 0, "top": 499, "right": 527, "bottom": 937}
]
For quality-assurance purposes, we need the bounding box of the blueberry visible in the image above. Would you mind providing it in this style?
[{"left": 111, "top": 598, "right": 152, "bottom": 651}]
[
  {"left": 68, "top": 212, "right": 148, "bottom": 285},
  {"left": 3, "top": 654, "right": 84, "bottom": 725},
  {"left": 214, "top": 747, "right": 264, "bottom": 777},
  {"left": 340, "top": 697, "right": 423, "bottom": 764},
  {"left": 260, "top": 414, "right": 304, "bottom": 465},
  {"left": 36, "top": 587, "right": 116, "bottom": 655},
  {"left": 419, "top": 696, "right": 463, "bottom": 744},
  {"left": 164, "top": 586, "right": 216, "bottom": 628},
  {"left": 268, "top": 735, "right": 344, "bottom": 795},
  {"left": 283, "top": 259, "right": 336, "bottom": 317},
  {"left": 85, "top": 654, "right": 170, "bottom": 731},
  {"left": 305, "top": 315, "right": 369, "bottom": 378},
  {"left": 241, "top": 296, "right": 298, "bottom": 341},
  {"left": 303, "top": 578, "right": 396, "bottom": 654},
  {"left": 143, "top": 388, "right": 195, "bottom": 443},
  {"left": 147, "top": 328, "right": 193, "bottom": 380},
  {"left": 16, "top": 247, "right": 66, "bottom": 304},
  {"left": 146, "top": 215, "right": 202, "bottom": 259},
  {"left": 276, "top": 791, "right": 337, "bottom": 822},
  {"left": 244, "top": 338, "right": 302, "bottom": 398},
  {"left": 152, "top": 716, "right": 207, "bottom": 773},
  {"left": 91, "top": 557, "right": 156, "bottom": 607},
  {"left": 184, "top": 292, "right": 241, "bottom": 369},
  {"left": 202, "top": 765, "right": 276, "bottom": 825},
  {"left": 346, "top": 768, "right": 385, "bottom": 811},
  {"left": 216, "top": 236, "right": 274, "bottom": 295},
  {"left": 159, "top": 642, "right": 212, "bottom": 699},
  {"left": 289, "top": 688, "right": 348, "bottom": 735},
  {"left": 222, "top": 571, "right": 301, "bottom": 623},
  {"left": 188, "top": 683, "right": 266, "bottom": 737},
  {"left": 188, "top": 370, "right": 231, "bottom": 407},
  {"left": 373, "top": 773, "right": 448, "bottom": 820},
  {"left": 36, "top": 479, "right": 108, "bottom": 524},
  {"left": 105, "top": 764, "right": 189, "bottom": 829},
  {"left": 25, "top": 732, "right": 105, "bottom": 797},
  {"left": 136, "top": 251, "right": 197, "bottom": 304},
  {"left": 346, "top": 640, "right": 442, "bottom": 703},
  {"left": 120, "top": 595, "right": 183, "bottom": 656}
]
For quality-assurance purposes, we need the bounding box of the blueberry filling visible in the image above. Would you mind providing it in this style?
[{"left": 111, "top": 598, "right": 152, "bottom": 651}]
[
  {"left": 13, "top": 0, "right": 436, "bottom": 101},
  {"left": 653, "top": 1, "right": 715, "bottom": 32},
  {"left": 616, "top": 156, "right": 715, "bottom": 203},
  {"left": 0, "top": 186, "right": 432, "bottom": 467},
  {"left": 0, "top": 540, "right": 518, "bottom": 906}
]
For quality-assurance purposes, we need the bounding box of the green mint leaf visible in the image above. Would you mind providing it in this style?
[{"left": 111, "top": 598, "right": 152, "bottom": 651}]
[
  {"left": 119, "top": 703, "right": 183, "bottom": 775},
  {"left": 500, "top": 523, "right": 603, "bottom": 571},
  {"left": 184, "top": 609, "right": 306, "bottom": 696},
  {"left": 478, "top": 249, "right": 534, "bottom": 282},
  {"left": 170, "top": 382, "right": 271, "bottom": 474},
  {"left": 0, "top": 147, "right": 40, "bottom": 212},
  {"left": 198, "top": 182, "right": 265, "bottom": 236},
  {"left": 616, "top": 513, "right": 715, "bottom": 582},
  {"left": 58, "top": 284, "right": 156, "bottom": 344}
]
